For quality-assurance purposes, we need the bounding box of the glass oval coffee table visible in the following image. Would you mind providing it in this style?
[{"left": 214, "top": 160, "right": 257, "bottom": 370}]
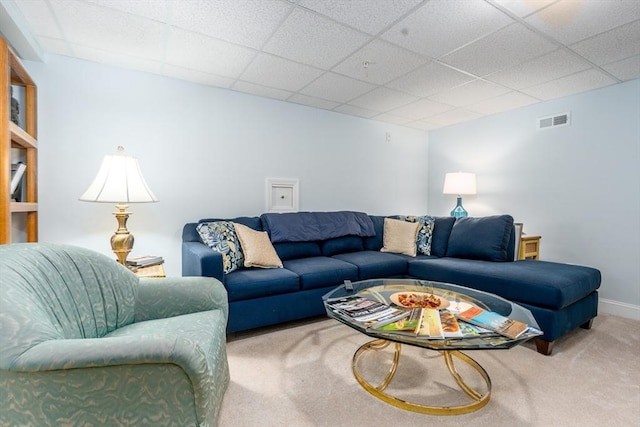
[{"left": 323, "top": 278, "right": 542, "bottom": 415}]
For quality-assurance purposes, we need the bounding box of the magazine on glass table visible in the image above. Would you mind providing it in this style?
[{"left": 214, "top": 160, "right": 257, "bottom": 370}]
[
  {"left": 457, "top": 306, "right": 530, "bottom": 340},
  {"left": 325, "top": 296, "right": 409, "bottom": 326}
]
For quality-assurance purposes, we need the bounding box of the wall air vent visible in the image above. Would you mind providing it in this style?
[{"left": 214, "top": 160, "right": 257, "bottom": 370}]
[{"left": 538, "top": 112, "right": 571, "bottom": 130}]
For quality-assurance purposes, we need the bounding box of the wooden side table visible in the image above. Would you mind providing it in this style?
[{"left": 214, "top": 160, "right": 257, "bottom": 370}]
[
  {"left": 132, "top": 263, "right": 166, "bottom": 278},
  {"left": 519, "top": 235, "right": 541, "bottom": 260}
]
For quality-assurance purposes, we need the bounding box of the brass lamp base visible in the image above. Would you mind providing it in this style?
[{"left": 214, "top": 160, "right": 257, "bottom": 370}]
[{"left": 111, "top": 203, "right": 134, "bottom": 265}]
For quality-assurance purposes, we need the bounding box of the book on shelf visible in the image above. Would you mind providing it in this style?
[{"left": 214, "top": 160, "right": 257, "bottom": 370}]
[
  {"left": 10, "top": 163, "right": 26, "bottom": 200},
  {"left": 325, "top": 296, "right": 405, "bottom": 325},
  {"left": 457, "top": 306, "right": 529, "bottom": 340},
  {"left": 126, "top": 255, "right": 164, "bottom": 267}
]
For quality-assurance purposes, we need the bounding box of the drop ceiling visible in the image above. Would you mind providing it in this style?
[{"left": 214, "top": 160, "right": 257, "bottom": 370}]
[{"left": 5, "top": 0, "right": 640, "bottom": 130}]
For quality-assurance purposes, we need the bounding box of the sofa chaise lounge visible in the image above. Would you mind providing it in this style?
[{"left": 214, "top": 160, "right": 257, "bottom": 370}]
[{"left": 182, "top": 211, "right": 601, "bottom": 355}]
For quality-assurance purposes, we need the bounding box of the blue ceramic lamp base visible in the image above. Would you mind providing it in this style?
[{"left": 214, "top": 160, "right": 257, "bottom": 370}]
[{"left": 450, "top": 196, "right": 468, "bottom": 218}]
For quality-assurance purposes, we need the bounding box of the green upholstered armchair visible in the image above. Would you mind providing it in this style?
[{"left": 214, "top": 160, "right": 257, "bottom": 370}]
[{"left": 0, "top": 243, "right": 230, "bottom": 426}]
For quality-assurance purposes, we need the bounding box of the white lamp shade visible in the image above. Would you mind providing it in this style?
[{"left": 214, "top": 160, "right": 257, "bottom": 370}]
[
  {"left": 80, "top": 153, "right": 157, "bottom": 203},
  {"left": 443, "top": 172, "right": 477, "bottom": 195}
]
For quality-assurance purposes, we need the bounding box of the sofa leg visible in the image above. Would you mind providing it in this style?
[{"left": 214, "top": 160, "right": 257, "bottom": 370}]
[
  {"left": 580, "top": 319, "right": 594, "bottom": 330},
  {"left": 534, "top": 338, "right": 554, "bottom": 356}
]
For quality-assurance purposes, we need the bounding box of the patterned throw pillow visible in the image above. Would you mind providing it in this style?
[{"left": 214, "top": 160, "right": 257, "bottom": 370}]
[
  {"left": 397, "top": 215, "right": 435, "bottom": 255},
  {"left": 196, "top": 221, "right": 244, "bottom": 274}
]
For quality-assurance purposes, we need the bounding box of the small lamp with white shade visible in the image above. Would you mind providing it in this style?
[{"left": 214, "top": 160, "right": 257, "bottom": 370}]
[
  {"left": 79, "top": 146, "right": 158, "bottom": 265},
  {"left": 443, "top": 172, "right": 477, "bottom": 218}
]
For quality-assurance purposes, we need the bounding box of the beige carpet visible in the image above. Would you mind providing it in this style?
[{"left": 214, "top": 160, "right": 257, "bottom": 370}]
[{"left": 220, "top": 314, "right": 639, "bottom": 427}]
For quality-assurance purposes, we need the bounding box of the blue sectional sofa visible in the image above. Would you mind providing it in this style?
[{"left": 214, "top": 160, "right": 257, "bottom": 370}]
[{"left": 182, "top": 211, "right": 601, "bottom": 355}]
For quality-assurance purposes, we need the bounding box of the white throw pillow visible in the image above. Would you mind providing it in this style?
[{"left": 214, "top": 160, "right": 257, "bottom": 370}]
[{"left": 380, "top": 218, "right": 421, "bottom": 257}]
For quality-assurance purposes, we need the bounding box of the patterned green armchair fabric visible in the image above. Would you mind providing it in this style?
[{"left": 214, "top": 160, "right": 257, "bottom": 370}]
[{"left": 0, "top": 243, "right": 230, "bottom": 426}]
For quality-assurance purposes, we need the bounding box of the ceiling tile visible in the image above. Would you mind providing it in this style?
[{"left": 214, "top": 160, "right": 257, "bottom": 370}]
[
  {"left": 333, "top": 104, "right": 379, "bottom": 119},
  {"left": 85, "top": 0, "right": 169, "bottom": 22},
  {"left": 349, "top": 87, "right": 418, "bottom": 112},
  {"left": 569, "top": 20, "right": 640, "bottom": 66},
  {"left": 37, "top": 36, "right": 73, "bottom": 56},
  {"left": 240, "top": 53, "right": 324, "bottom": 92},
  {"left": 263, "top": 8, "right": 370, "bottom": 68},
  {"left": 386, "top": 61, "right": 475, "bottom": 97},
  {"left": 165, "top": 28, "right": 256, "bottom": 78},
  {"left": 168, "top": 0, "right": 292, "bottom": 49},
  {"left": 440, "top": 23, "right": 558, "bottom": 77},
  {"left": 381, "top": 0, "right": 513, "bottom": 58},
  {"left": 288, "top": 94, "right": 341, "bottom": 110},
  {"left": 232, "top": 81, "right": 292, "bottom": 101},
  {"left": 601, "top": 54, "right": 640, "bottom": 81},
  {"left": 428, "top": 79, "right": 511, "bottom": 107},
  {"left": 14, "top": 0, "right": 63, "bottom": 39},
  {"left": 390, "top": 99, "right": 454, "bottom": 120},
  {"left": 525, "top": 0, "right": 640, "bottom": 45},
  {"left": 332, "top": 39, "right": 427, "bottom": 85},
  {"left": 486, "top": 48, "right": 591, "bottom": 89},
  {"left": 300, "top": 72, "right": 375, "bottom": 103},
  {"left": 49, "top": 0, "right": 166, "bottom": 60},
  {"left": 297, "top": 0, "right": 422, "bottom": 35},
  {"left": 466, "top": 91, "right": 539, "bottom": 115},
  {"left": 372, "top": 112, "right": 412, "bottom": 125},
  {"left": 72, "top": 44, "right": 163, "bottom": 75},
  {"left": 521, "top": 69, "right": 617, "bottom": 100},
  {"left": 426, "top": 108, "right": 484, "bottom": 127},
  {"left": 404, "top": 120, "right": 441, "bottom": 131},
  {"left": 492, "top": 0, "right": 557, "bottom": 18},
  {"left": 163, "top": 64, "right": 235, "bottom": 88}
]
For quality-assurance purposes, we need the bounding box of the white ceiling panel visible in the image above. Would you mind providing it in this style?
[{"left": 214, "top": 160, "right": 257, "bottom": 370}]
[
  {"left": 569, "top": 20, "right": 640, "bottom": 66},
  {"left": 386, "top": 61, "right": 475, "bottom": 97},
  {"left": 240, "top": 53, "right": 324, "bottom": 92},
  {"left": 348, "top": 87, "right": 418, "bottom": 112},
  {"left": 601, "top": 54, "right": 640, "bottom": 81},
  {"left": 390, "top": 99, "right": 455, "bottom": 121},
  {"left": 440, "top": 23, "right": 558, "bottom": 77},
  {"left": 165, "top": 28, "right": 255, "bottom": 78},
  {"left": 263, "top": 8, "right": 369, "bottom": 69},
  {"left": 8, "top": 0, "right": 639, "bottom": 131},
  {"left": 300, "top": 72, "right": 376, "bottom": 103},
  {"left": 525, "top": 0, "right": 640, "bottom": 45},
  {"left": 298, "top": 0, "right": 422, "bottom": 35},
  {"left": 332, "top": 39, "right": 427, "bottom": 85},
  {"left": 521, "top": 69, "right": 618, "bottom": 100},
  {"left": 382, "top": 0, "right": 513, "bottom": 58},
  {"left": 466, "top": 91, "right": 539, "bottom": 115},
  {"left": 486, "top": 48, "right": 591, "bottom": 89},
  {"left": 428, "top": 79, "right": 511, "bottom": 107},
  {"left": 49, "top": 0, "right": 166, "bottom": 60},
  {"left": 168, "top": 0, "right": 292, "bottom": 49}
]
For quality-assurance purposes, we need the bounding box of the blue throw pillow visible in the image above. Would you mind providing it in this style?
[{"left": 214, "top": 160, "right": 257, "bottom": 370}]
[
  {"left": 446, "top": 215, "right": 514, "bottom": 262},
  {"left": 196, "top": 221, "right": 244, "bottom": 273},
  {"left": 396, "top": 215, "right": 435, "bottom": 255}
]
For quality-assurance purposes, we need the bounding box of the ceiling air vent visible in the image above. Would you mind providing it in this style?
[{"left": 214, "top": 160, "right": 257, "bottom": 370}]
[{"left": 538, "top": 112, "right": 570, "bottom": 130}]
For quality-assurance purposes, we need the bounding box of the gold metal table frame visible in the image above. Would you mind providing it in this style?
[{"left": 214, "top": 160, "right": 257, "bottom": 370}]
[{"left": 352, "top": 339, "right": 491, "bottom": 415}]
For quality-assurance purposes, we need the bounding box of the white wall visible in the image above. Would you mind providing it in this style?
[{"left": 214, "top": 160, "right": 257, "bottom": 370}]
[
  {"left": 25, "top": 55, "right": 429, "bottom": 276},
  {"left": 428, "top": 79, "right": 640, "bottom": 319}
]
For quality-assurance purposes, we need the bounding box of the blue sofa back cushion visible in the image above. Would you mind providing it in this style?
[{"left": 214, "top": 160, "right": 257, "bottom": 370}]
[
  {"left": 447, "top": 215, "right": 514, "bottom": 262},
  {"left": 363, "top": 215, "right": 386, "bottom": 251},
  {"left": 200, "top": 216, "right": 262, "bottom": 231},
  {"left": 431, "top": 216, "right": 456, "bottom": 257},
  {"left": 321, "top": 236, "right": 364, "bottom": 257},
  {"left": 273, "top": 242, "right": 322, "bottom": 261},
  {"left": 261, "top": 211, "right": 375, "bottom": 243}
]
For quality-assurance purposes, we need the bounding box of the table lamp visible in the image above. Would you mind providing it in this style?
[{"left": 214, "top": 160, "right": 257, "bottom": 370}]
[
  {"left": 80, "top": 146, "right": 157, "bottom": 265},
  {"left": 443, "top": 172, "right": 477, "bottom": 218}
]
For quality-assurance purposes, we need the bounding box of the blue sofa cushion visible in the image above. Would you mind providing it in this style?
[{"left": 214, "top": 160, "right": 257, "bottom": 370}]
[
  {"left": 224, "top": 268, "right": 299, "bottom": 301},
  {"left": 363, "top": 215, "right": 386, "bottom": 251},
  {"left": 196, "top": 221, "right": 244, "bottom": 273},
  {"left": 447, "top": 215, "right": 514, "bottom": 262},
  {"left": 321, "top": 236, "right": 364, "bottom": 257},
  {"left": 407, "top": 258, "right": 600, "bottom": 310},
  {"left": 200, "top": 216, "right": 262, "bottom": 231},
  {"left": 262, "top": 211, "right": 375, "bottom": 243},
  {"left": 273, "top": 242, "right": 322, "bottom": 261},
  {"left": 283, "top": 257, "right": 358, "bottom": 290},
  {"left": 334, "top": 251, "right": 408, "bottom": 280},
  {"left": 431, "top": 216, "right": 456, "bottom": 257}
]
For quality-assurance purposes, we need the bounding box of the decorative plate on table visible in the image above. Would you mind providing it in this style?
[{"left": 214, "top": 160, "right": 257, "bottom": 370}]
[{"left": 389, "top": 292, "right": 450, "bottom": 310}]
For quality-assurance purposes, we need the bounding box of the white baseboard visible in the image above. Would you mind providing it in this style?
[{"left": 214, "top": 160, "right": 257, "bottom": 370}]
[{"left": 599, "top": 298, "right": 640, "bottom": 321}]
